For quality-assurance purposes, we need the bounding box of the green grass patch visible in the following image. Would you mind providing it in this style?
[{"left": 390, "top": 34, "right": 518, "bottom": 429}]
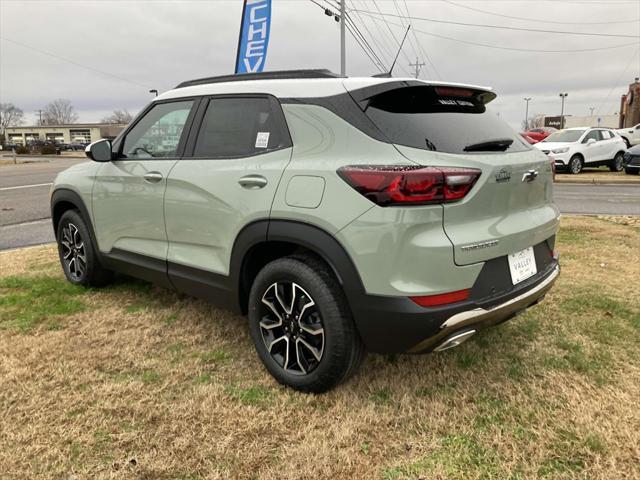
[
  {"left": 556, "top": 228, "right": 590, "bottom": 246},
  {"left": 382, "top": 433, "right": 501, "bottom": 479},
  {"left": 370, "top": 388, "right": 393, "bottom": 406},
  {"left": 0, "top": 275, "right": 88, "bottom": 331},
  {"left": 199, "top": 348, "right": 230, "bottom": 365},
  {"left": 225, "top": 384, "right": 272, "bottom": 407},
  {"left": 193, "top": 373, "right": 212, "bottom": 384}
]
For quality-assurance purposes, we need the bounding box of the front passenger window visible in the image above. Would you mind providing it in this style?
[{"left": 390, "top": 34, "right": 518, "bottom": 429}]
[
  {"left": 121, "top": 101, "right": 193, "bottom": 159},
  {"left": 582, "top": 130, "right": 599, "bottom": 143}
]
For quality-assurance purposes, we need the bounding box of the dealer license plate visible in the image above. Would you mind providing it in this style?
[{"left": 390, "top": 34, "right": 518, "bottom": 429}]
[{"left": 507, "top": 247, "right": 537, "bottom": 285}]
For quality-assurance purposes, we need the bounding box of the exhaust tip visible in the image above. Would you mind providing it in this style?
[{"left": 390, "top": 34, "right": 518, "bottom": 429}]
[{"left": 433, "top": 329, "right": 477, "bottom": 352}]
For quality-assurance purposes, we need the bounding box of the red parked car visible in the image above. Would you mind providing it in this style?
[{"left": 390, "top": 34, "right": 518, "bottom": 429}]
[
  {"left": 520, "top": 132, "right": 538, "bottom": 144},
  {"left": 525, "top": 127, "right": 557, "bottom": 143}
]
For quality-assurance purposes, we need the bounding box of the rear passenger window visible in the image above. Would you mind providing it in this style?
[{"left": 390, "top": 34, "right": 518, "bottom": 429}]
[
  {"left": 193, "top": 97, "right": 289, "bottom": 158},
  {"left": 601, "top": 130, "right": 612, "bottom": 139}
]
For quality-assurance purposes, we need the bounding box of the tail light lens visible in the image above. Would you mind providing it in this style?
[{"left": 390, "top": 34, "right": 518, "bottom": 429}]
[
  {"left": 410, "top": 289, "right": 470, "bottom": 307},
  {"left": 337, "top": 165, "right": 481, "bottom": 206}
]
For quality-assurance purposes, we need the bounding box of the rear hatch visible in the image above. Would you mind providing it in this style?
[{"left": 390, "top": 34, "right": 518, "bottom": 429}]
[{"left": 351, "top": 81, "right": 559, "bottom": 265}]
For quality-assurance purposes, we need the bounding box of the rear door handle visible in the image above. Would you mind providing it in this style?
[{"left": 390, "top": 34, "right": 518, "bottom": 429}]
[
  {"left": 143, "top": 171, "right": 163, "bottom": 184},
  {"left": 238, "top": 175, "right": 268, "bottom": 189}
]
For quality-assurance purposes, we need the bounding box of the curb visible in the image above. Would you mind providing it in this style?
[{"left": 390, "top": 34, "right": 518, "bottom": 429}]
[{"left": 554, "top": 180, "right": 640, "bottom": 185}]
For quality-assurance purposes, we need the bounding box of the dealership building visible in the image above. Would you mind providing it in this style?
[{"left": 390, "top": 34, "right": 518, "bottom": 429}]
[{"left": 4, "top": 123, "right": 126, "bottom": 145}]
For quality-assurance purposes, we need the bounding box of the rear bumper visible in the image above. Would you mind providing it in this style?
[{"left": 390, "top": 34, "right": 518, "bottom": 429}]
[
  {"left": 349, "top": 253, "right": 559, "bottom": 354},
  {"left": 408, "top": 264, "right": 559, "bottom": 353}
]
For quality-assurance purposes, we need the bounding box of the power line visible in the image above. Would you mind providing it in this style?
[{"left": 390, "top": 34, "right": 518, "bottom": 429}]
[
  {"left": 441, "top": 0, "right": 640, "bottom": 25},
  {"left": 341, "top": 7, "right": 388, "bottom": 70},
  {"left": 364, "top": 14, "right": 639, "bottom": 53},
  {"left": 596, "top": 47, "right": 640, "bottom": 114},
  {"left": 359, "top": 0, "right": 411, "bottom": 76},
  {"left": 392, "top": 0, "right": 423, "bottom": 75},
  {"left": 348, "top": 0, "right": 393, "bottom": 69},
  {"left": 412, "top": 29, "right": 639, "bottom": 54},
  {"left": 351, "top": 9, "right": 640, "bottom": 38},
  {"left": 1, "top": 37, "right": 151, "bottom": 89},
  {"left": 370, "top": 0, "right": 414, "bottom": 76},
  {"left": 402, "top": 0, "right": 441, "bottom": 79},
  {"left": 351, "top": 0, "right": 397, "bottom": 64},
  {"left": 309, "top": 0, "right": 385, "bottom": 73}
]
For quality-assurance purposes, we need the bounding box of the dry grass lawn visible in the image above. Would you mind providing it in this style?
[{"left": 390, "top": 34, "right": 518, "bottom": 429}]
[{"left": 1, "top": 216, "right": 639, "bottom": 479}]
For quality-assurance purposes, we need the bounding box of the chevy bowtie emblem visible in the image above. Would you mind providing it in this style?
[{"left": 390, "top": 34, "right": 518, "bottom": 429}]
[
  {"left": 495, "top": 168, "right": 511, "bottom": 183},
  {"left": 522, "top": 170, "right": 539, "bottom": 183}
]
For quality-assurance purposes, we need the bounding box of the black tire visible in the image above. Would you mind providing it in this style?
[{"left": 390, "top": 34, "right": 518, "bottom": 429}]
[
  {"left": 568, "top": 155, "right": 583, "bottom": 174},
  {"left": 56, "top": 210, "right": 113, "bottom": 287},
  {"left": 247, "top": 255, "right": 365, "bottom": 393},
  {"left": 609, "top": 152, "right": 624, "bottom": 172}
]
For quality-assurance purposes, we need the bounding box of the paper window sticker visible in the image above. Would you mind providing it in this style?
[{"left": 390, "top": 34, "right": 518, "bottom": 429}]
[{"left": 255, "top": 132, "right": 270, "bottom": 148}]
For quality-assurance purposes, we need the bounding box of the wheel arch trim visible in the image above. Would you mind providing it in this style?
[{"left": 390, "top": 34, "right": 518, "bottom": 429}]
[
  {"left": 230, "top": 219, "right": 367, "bottom": 314},
  {"left": 50, "top": 188, "right": 100, "bottom": 250}
]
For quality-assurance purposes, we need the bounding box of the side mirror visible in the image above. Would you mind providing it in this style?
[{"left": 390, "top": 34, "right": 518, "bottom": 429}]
[
  {"left": 85, "top": 139, "right": 112, "bottom": 162},
  {"left": 586, "top": 138, "right": 596, "bottom": 145}
]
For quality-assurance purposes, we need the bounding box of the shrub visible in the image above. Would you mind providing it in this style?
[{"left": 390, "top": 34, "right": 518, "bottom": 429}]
[
  {"left": 15, "top": 145, "right": 29, "bottom": 154},
  {"left": 41, "top": 145, "right": 58, "bottom": 155}
]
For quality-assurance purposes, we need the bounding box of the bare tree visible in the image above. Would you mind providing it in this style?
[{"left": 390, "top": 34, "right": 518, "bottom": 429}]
[
  {"left": 522, "top": 114, "right": 545, "bottom": 131},
  {"left": 0, "top": 103, "right": 24, "bottom": 140},
  {"left": 42, "top": 99, "right": 78, "bottom": 125},
  {"left": 101, "top": 109, "right": 133, "bottom": 124}
]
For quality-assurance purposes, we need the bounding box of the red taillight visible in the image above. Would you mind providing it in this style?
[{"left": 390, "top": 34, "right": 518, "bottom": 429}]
[
  {"left": 337, "top": 165, "right": 480, "bottom": 206},
  {"left": 410, "top": 289, "right": 470, "bottom": 307},
  {"left": 434, "top": 86, "right": 474, "bottom": 98}
]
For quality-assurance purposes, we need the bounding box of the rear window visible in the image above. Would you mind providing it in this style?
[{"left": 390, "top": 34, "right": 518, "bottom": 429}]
[{"left": 362, "top": 86, "right": 529, "bottom": 154}]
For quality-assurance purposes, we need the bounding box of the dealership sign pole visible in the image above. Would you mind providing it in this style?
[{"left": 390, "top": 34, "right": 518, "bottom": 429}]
[{"left": 235, "top": 0, "right": 272, "bottom": 74}]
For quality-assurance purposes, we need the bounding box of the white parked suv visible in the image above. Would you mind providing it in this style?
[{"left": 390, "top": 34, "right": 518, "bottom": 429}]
[
  {"left": 534, "top": 127, "right": 627, "bottom": 174},
  {"left": 615, "top": 123, "right": 640, "bottom": 147}
]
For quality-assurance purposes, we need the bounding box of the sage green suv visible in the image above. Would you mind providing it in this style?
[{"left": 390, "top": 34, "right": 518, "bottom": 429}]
[{"left": 51, "top": 70, "right": 560, "bottom": 392}]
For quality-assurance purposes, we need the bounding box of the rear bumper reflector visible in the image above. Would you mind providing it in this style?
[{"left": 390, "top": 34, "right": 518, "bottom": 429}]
[{"left": 410, "top": 288, "right": 470, "bottom": 307}]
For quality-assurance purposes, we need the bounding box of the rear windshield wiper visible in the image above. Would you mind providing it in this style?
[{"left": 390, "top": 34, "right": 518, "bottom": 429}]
[{"left": 463, "top": 138, "right": 513, "bottom": 152}]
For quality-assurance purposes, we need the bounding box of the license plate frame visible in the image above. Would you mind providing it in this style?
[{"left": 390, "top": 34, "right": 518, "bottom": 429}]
[{"left": 508, "top": 247, "right": 537, "bottom": 285}]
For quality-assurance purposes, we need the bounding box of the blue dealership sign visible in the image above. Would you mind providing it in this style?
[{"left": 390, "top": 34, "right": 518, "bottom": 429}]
[{"left": 235, "top": 0, "right": 272, "bottom": 74}]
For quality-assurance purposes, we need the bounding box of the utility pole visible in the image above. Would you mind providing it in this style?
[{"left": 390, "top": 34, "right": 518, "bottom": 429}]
[
  {"left": 409, "top": 57, "right": 425, "bottom": 79},
  {"left": 340, "top": 0, "right": 346, "bottom": 76},
  {"left": 523, "top": 98, "right": 531, "bottom": 129},
  {"left": 35, "top": 109, "right": 43, "bottom": 126},
  {"left": 589, "top": 107, "right": 595, "bottom": 116},
  {"left": 559, "top": 93, "right": 568, "bottom": 129}
]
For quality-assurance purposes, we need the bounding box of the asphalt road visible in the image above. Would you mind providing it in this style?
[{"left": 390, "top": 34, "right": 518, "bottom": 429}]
[
  {"left": 0, "top": 158, "right": 638, "bottom": 251},
  {"left": 0, "top": 157, "right": 86, "bottom": 250}
]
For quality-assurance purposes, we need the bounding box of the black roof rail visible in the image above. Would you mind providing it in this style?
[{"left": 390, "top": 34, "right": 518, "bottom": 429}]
[{"left": 175, "top": 69, "right": 343, "bottom": 89}]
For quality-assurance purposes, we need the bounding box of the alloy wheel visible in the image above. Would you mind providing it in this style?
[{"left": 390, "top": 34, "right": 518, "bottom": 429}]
[
  {"left": 60, "top": 223, "right": 87, "bottom": 280},
  {"left": 570, "top": 158, "right": 582, "bottom": 174},
  {"left": 614, "top": 154, "right": 623, "bottom": 171},
  {"left": 259, "top": 282, "right": 325, "bottom": 375}
]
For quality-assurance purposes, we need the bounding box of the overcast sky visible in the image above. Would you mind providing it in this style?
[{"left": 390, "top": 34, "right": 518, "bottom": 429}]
[{"left": 1, "top": 0, "right": 639, "bottom": 129}]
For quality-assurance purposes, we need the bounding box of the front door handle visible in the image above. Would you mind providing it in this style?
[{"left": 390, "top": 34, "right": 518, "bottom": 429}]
[
  {"left": 143, "top": 171, "right": 163, "bottom": 184},
  {"left": 238, "top": 175, "right": 268, "bottom": 189}
]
